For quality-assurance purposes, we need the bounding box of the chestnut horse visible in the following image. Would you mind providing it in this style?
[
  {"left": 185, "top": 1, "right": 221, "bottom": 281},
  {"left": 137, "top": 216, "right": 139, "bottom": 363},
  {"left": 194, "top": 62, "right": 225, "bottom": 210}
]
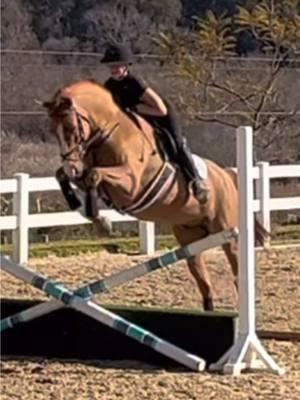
[{"left": 43, "top": 79, "right": 266, "bottom": 310}]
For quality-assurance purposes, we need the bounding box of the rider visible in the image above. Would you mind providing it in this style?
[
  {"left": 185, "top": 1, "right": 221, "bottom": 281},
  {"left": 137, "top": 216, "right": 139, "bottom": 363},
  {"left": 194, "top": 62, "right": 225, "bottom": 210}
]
[{"left": 101, "top": 43, "right": 209, "bottom": 203}]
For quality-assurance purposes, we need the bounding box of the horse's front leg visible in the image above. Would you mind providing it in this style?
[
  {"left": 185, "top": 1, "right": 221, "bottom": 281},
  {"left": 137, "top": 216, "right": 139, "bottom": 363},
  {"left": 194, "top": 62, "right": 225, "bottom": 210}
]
[
  {"left": 84, "top": 168, "right": 103, "bottom": 219},
  {"left": 55, "top": 167, "right": 82, "bottom": 210},
  {"left": 83, "top": 165, "right": 138, "bottom": 228},
  {"left": 69, "top": 168, "right": 111, "bottom": 234},
  {"left": 55, "top": 166, "right": 112, "bottom": 233},
  {"left": 86, "top": 165, "right": 138, "bottom": 199}
]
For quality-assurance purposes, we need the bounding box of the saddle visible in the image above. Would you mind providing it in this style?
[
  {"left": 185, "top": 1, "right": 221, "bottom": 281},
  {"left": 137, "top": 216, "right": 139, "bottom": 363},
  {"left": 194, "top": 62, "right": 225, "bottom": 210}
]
[
  {"left": 126, "top": 110, "right": 177, "bottom": 164},
  {"left": 126, "top": 110, "right": 209, "bottom": 184}
]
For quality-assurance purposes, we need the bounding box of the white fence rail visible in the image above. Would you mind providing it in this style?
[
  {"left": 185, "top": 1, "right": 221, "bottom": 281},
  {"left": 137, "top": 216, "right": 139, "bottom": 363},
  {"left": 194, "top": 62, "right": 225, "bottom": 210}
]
[
  {"left": 1, "top": 174, "right": 155, "bottom": 262},
  {"left": 1, "top": 159, "right": 299, "bottom": 264}
]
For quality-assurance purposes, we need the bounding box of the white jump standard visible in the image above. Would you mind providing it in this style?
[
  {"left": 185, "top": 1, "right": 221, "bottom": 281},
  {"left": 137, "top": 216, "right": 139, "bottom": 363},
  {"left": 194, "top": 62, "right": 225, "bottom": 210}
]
[{"left": 210, "top": 126, "right": 285, "bottom": 375}]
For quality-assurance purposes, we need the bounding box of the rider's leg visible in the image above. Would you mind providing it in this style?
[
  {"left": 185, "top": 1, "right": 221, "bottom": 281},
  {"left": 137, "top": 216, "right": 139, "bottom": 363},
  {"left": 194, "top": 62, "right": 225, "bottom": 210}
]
[
  {"left": 177, "top": 139, "right": 209, "bottom": 203},
  {"left": 163, "top": 112, "right": 209, "bottom": 204},
  {"left": 141, "top": 106, "right": 209, "bottom": 203}
]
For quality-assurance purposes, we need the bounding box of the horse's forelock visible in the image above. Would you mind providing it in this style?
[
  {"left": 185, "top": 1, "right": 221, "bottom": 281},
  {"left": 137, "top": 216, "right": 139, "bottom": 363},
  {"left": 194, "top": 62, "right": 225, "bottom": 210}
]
[
  {"left": 45, "top": 92, "right": 75, "bottom": 118},
  {"left": 46, "top": 81, "right": 118, "bottom": 124}
]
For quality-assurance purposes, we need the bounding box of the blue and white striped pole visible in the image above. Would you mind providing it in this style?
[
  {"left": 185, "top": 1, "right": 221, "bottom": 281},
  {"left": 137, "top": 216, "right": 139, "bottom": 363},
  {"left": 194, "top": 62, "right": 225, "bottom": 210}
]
[
  {"left": 0, "top": 254, "right": 206, "bottom": 371},
  {"left": 1, "top": 229, "right": 237, "bottom": 332}
]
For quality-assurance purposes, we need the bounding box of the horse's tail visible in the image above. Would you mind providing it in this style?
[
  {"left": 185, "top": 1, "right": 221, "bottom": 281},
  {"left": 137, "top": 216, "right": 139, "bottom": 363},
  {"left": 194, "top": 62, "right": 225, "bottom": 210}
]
[
  {"left": 255, "top": 218, "right": 271, "bottom": 246},
  {"left": 225, "top": 167, "right": 271, "bottom": 247}
]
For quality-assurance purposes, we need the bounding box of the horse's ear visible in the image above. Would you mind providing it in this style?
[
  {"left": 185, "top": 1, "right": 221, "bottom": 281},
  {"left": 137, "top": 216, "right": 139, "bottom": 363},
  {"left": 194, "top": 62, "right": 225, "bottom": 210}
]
[
  {"left": 42, "top": 96, "right": 73, "bottom": 114},
  {"left": 43, "top": 100, "right": 55, "bottom": 110}
]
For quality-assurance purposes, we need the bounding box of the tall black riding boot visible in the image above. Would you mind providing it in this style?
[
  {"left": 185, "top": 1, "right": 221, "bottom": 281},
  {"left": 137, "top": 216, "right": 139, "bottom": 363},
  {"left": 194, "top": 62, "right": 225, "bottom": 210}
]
[{"left": 177, "top": 142, "right": 209, "bottom": 204}]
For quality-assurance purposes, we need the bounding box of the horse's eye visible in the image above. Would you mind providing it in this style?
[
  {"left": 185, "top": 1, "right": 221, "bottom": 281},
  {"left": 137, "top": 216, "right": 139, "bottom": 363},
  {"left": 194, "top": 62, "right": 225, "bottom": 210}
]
[{"left": 65, "top": 127, "right": 76, "bottom": 135}]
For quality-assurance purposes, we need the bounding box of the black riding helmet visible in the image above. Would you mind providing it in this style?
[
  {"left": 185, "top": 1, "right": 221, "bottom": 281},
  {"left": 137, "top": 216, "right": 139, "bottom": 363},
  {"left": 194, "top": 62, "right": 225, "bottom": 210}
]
[{"left": 101, "top": 44, "right": 134, "bottom": 65}]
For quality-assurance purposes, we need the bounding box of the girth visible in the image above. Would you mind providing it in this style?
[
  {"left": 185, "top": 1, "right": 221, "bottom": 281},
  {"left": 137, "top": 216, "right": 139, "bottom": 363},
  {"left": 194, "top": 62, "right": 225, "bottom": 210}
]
[{"left": 123, "top": 162, "right": 176, "bottom": 215}]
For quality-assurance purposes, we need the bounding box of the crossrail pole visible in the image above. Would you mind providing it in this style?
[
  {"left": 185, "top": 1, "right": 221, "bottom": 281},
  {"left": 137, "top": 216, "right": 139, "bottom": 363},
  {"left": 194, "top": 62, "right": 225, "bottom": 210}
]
[
  {"left": 0, "top": 255, "right": 206, "bottom": 372},
  {"left": 1, "top": 229, "right": 238, "bottom": 332}
]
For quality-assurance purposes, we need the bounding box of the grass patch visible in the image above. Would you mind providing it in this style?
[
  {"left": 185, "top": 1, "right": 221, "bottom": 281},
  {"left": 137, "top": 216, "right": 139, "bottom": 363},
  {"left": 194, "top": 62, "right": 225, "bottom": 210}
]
[
  {"left": 1, "top": 235, "right": 177, "bottom": 259},
  {"left": 272, "top": 224, "right": 300, "bottom": 241},
  {"left": 1, "top": 225, "right": 298, "bottom": 259}
]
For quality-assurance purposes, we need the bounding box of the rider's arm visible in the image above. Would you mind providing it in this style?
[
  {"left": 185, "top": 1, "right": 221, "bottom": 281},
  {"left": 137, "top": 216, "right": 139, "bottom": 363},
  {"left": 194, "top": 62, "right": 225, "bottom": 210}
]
[
  {"left": 104, "top": 78, "right": 113, "bottom": 91},
  {"left": 136, "top": 88, "right": 168, "bottom": 117}
]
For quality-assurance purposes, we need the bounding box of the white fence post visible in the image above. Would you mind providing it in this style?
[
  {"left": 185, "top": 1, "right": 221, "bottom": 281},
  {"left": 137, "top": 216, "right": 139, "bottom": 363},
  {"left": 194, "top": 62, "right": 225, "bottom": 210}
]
[
  {"left": 12, "top": 173, "right": 29, "bottom": 264},
  {"left": 255, "top": 161, "right": 271, "bottom": 233},
  {"left": 138, "top": 221, "right": 155, "bottom": 255}
]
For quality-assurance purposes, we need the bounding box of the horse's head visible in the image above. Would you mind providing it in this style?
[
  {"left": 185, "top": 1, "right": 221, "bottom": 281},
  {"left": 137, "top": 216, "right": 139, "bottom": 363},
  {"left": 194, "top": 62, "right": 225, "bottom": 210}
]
[
  {"left": 43, "top": 92, "right": 96, "bottom": 179},
  {"left": 44, "top": 80, "right": 161, "bottom": 189}
]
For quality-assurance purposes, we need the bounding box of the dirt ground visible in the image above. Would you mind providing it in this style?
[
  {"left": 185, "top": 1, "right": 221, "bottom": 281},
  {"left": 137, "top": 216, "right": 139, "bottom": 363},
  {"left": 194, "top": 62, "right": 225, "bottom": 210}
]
[{"left": 1, "top": 246, "right": 300, "bottom": 400}]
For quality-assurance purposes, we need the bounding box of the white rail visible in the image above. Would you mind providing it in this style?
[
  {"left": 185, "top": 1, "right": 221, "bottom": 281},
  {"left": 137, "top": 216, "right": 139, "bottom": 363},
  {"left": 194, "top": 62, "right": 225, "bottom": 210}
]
[{"left": 1, "top": 174, "right": 155, "bottom": 262}]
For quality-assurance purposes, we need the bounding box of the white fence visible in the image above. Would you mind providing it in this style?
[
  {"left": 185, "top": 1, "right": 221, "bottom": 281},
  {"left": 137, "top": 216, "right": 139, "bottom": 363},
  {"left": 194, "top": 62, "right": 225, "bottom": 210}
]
[{"left": 1, "top": 144, "right": 300, "bottom": 265}]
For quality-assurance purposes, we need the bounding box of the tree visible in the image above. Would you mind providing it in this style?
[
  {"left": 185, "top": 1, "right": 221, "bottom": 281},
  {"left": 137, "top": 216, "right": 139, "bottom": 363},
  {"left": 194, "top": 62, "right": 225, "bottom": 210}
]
[
  {"left": 157, "top": 0, "right": 300, "bottom": 163},
  {"left": 82, "top": 0, "right": 182, "bottom": 53},
  {"left": 135, "top": 0, "right": 182, "bottom": 28},
  {"left": 24, "top": 0, "right": 80, "bottom": 49},
  {"left": 82, "top": 0, "right": 156, "bottom": 52},
  {"left": 1, "top": 0, "right": 39, "bottom": 49}
]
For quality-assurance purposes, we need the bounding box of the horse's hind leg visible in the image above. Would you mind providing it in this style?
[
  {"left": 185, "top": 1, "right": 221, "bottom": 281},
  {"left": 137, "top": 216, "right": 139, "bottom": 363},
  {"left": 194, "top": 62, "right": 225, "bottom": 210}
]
[
  {"left": 222, "top": 240, "right": 239, "bottom": 304},
  {"left": 187, "top": 254, "right": 214, "bottom": 311},
  {"left": 173, "top": 224, "right": 214, "bottom": 311}
]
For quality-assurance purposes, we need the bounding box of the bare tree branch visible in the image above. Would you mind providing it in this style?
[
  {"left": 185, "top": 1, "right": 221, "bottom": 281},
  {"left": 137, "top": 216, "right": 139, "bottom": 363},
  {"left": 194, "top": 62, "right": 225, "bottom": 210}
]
[
  {"left": 193, "top": 115, "right": 239, "bottom": 129},
  {"left": 252, "top": 49, "right": 283, "bottom": 130}
]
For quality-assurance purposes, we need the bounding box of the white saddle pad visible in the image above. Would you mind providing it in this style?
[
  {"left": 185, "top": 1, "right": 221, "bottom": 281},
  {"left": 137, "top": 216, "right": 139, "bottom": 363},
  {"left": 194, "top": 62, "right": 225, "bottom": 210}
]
[{"left": 192, "top": 154, "right": 208, "bottom": 180}]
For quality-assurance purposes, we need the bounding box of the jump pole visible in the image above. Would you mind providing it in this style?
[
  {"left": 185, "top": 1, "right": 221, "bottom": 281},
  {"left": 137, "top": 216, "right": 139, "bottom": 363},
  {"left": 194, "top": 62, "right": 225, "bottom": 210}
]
[
  {"left": 210, "top": 126, "right": 285, "bottom": 375},
  {"left": 1, "top": 229, "right": 237, "bottom": 332},
  {"left": 0, "top": 254, "right": 206, "bottom": 371}
]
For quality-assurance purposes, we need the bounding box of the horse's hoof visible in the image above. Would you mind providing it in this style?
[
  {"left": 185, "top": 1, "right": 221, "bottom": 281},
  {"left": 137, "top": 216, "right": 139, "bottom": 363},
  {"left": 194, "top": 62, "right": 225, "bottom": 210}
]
[
  {"left": 93, "top": 216, "right": 112, "bottom": 236},
  {"left": 85, "top": 188, "right": 98, "bottom": 219},
  {"left": 86, "top": 169, "right": 101, "bottom": 187},
  {"left": 203, "top": 298, "right": 214, "bottom": 311}
]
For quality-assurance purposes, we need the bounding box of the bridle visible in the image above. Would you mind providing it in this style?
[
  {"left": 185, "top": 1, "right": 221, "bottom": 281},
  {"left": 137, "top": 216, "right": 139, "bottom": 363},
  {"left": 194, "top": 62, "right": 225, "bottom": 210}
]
[{"left": 58, "top": 107, "right": 119, "bottom": 162}]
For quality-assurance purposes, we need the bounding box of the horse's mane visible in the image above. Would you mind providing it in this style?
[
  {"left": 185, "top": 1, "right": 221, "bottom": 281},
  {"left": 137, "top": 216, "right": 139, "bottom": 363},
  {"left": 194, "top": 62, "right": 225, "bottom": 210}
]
[
  {"left": 86, "top": 78, "right": 105, "bottom": 87},
  {"left": 58, "top": 78, "right": 106, "bottom": 96},
  {"left": 67, "top": 79, "right": 119, "bottom": 109},
  {"left": 49, "top": 78, "right": 147, "bottom": 138},
  {"left": 48, "top": 78, "right": 119, "bottom": 117}
]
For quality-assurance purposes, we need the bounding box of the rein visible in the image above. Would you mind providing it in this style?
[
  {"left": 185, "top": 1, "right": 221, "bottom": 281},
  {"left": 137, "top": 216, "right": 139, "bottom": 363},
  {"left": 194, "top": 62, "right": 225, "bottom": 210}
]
[{"left": 60, "top": 108, "right": 119, "bottom": 161}]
